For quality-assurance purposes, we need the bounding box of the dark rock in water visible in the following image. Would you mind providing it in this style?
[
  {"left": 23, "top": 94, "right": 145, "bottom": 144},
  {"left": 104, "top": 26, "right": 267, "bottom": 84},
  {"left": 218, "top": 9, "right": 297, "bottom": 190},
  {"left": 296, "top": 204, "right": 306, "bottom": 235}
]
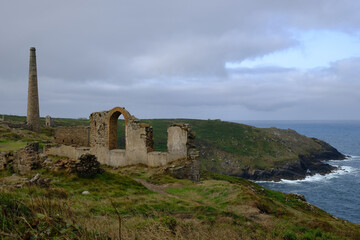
[{"left": 76, "top": 154, "right": 104, "bottom": 178}]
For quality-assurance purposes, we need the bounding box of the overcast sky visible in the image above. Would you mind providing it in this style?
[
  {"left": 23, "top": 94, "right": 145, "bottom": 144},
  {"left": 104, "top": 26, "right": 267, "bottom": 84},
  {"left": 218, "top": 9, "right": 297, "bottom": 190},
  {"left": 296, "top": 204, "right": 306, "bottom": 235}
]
[{"left": 1, "top": 1, "right": 360, "bottom": 120}]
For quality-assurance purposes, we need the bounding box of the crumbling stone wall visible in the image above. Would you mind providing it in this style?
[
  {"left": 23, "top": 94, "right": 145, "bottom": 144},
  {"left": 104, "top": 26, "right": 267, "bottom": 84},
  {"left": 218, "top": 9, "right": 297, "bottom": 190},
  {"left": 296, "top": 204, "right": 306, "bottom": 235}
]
[
  {"left": 140, "top": 123, "right": 154, "bottom": 153},
  {"left": 89, "top": 107, "right": 153, "bottom": 152},
  {"left": 0, "top": 152, "right": 8, "bottom": 170},
  {"left": 89, "top": 111, "right": 109, "bottom": 148},
  {"left": 164, "top": 158, "right": 200, "bottom": 182},
  {"left": 55, "top": 126, "right": 90, "bottom": 147},
  {"left": 47, "top": 107, "right": 198, "bottom": 171},
  {"left": 11, "top": 142, "right": 43, "bottom": 175},
  {"left": 167, "top": 123, "right": 196, "bottom": 161},
  {"left": 45, "top": 115, "right": 54, "bottom": 127}
]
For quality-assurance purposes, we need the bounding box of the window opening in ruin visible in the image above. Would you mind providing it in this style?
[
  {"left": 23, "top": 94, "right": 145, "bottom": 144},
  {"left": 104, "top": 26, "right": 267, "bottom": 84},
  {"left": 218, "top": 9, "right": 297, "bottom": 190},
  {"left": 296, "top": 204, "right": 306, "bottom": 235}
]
[
  {"left": 142, "top": 119, "right": 168, "bottom": 152},
  {"left": 117, "top": 118, "right": 125, "bottom": 149},
  {"left": 108, "top": 110, "right": 126, "bottom": 150}
]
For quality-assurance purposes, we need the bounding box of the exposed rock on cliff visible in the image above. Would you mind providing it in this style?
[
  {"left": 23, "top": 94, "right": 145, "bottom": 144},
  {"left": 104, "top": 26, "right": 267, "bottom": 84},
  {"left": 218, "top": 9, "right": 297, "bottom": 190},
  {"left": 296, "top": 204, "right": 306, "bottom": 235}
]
[{"left": 199, "top": 126, "right": 345, "bottom": 181}]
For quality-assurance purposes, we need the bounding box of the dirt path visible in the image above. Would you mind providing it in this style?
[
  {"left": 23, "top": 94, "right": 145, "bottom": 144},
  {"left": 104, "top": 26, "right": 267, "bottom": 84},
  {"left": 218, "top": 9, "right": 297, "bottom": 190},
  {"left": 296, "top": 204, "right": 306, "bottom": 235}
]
[
  {"left": 134, "top": 178, "right": 202, "bottom": 207},
  {"left": 134, "top": 178, "right": 177, "bottom": 198}
]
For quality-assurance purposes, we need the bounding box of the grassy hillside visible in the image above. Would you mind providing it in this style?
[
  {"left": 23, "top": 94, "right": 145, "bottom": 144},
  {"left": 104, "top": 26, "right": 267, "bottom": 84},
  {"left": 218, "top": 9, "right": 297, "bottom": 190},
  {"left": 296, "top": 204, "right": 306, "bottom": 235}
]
[
  {"left": 1, "top": 166, "right": 359, "bottom": 239},
  {"left": 1, "top": 115, "right": 342, "bottom": 177},
  {"left": 132, "top": 119, "right": 342, "bottom": 177},
  {"left": 0, "top": 115, "right": 358, "bottom": 238}
]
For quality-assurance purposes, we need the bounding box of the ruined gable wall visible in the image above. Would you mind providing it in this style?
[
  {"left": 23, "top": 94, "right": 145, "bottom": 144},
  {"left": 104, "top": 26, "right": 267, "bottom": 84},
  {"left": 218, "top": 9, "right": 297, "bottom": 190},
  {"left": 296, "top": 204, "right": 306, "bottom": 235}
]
[
  {"left": 124, "top": 119, "right": 152, "bottom": 165},
  {"left": 167, "top": 123, "right": 194, "bottom": 161},
  {"left": 55, "top": 126, "right": 90, "bottom": 147}
]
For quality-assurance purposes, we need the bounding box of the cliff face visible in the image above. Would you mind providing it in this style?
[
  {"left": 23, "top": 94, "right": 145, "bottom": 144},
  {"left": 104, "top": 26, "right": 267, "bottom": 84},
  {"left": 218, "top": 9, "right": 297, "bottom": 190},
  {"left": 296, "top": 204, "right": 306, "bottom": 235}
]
[{"left": 198, "top": 126, "right": 345, "bottom": 181}]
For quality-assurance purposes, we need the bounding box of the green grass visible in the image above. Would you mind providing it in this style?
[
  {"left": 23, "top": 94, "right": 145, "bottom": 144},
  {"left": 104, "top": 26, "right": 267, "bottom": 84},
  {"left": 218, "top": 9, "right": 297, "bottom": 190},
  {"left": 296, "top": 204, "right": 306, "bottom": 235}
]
[
  {"left": 0, "top": 140, "right": 27, "bottom": 152},
  {"left": 0, "top": 118, "right": 54, "bottom": 152},
  {"left": 1, "top": 114, "right": 357, "bottom": 238},
  {"left": 1, "top": 166, "right": 359, "bottom": 239},
  {"left": 38, "top": 169, "right": 152, "bottom": 199}
]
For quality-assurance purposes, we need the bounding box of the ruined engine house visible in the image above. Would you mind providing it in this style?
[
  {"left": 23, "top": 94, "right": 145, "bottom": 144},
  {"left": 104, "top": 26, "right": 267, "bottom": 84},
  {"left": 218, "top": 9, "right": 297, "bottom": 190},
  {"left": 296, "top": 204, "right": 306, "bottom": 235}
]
[{"left": 46, "top": 107, "right": 198, "bottom": 168}]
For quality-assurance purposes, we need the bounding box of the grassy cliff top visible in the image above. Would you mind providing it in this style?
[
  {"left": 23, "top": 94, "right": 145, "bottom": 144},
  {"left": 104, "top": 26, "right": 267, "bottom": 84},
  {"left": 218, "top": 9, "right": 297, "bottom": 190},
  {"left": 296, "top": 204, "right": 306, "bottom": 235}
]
[
  {"left": 0, "top": 166, "right": 359, "bottom": 239},
  {"left": 0, "top": 115, "right": 357, "bottom": 238}
]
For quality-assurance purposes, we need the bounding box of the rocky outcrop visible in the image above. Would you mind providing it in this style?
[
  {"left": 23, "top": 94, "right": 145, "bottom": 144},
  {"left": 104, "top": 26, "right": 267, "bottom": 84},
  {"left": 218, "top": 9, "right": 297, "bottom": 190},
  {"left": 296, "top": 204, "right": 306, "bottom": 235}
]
[
  {"left": 199, "top": 126, "right": 346, "bottom": 181},
  {"left": 237, "top": 138, "right": 345, "bottom": 181},
  {"left": 163, "top": 158, "right": 200, "bottom": 182}
]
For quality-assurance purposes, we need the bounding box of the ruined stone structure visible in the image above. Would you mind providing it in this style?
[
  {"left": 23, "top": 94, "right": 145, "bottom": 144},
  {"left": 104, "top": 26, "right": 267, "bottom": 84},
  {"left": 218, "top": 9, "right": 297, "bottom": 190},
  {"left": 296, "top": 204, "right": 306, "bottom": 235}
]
[
  {"left": 45, "top": 115, "right": 54, "bottom": 127},
  {"left": 0, "top": 142, "right": 45, "bottom": 175},
  {"left": 54, "top": 126, "right": 90, "bottom": 146},
  {"left": 27, "top": 47, "right": 40, "bottom": 132},
  {"left": 46, "top": 107, "right": 198, "bottom": 170}
]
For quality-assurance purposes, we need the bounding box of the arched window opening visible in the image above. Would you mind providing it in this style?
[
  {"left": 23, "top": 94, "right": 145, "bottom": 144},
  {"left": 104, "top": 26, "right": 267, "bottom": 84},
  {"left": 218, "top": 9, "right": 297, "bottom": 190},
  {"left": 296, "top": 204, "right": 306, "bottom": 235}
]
[
  {"left": 107, "top": 107, "right": 131, "bottom": 150},
  {"left": 108, "top": 108, "right": 129, "bottom": 150},
  {"left": 117, "top": 116, "right": 126, "bottom": 149}
]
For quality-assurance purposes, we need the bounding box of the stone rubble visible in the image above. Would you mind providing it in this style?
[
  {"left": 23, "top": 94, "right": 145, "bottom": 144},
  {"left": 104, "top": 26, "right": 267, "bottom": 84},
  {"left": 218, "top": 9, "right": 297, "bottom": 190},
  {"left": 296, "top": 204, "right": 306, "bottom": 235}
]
[{"left": 76, "top": 153, "right": 104, "bottom": 178}]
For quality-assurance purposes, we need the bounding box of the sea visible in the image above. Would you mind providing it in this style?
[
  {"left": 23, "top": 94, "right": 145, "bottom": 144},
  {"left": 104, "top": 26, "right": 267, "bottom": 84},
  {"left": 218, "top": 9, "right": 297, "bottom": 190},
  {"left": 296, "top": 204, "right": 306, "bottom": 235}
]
[{"left": 237, "top": 120, "right": 360, "bottom": 225}]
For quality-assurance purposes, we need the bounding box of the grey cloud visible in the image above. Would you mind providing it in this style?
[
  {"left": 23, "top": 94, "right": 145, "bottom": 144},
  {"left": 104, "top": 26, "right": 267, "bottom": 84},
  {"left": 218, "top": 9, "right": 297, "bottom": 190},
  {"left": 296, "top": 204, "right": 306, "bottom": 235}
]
[{"left": 1, "top": 1, "right": 360, "bottom": 119}]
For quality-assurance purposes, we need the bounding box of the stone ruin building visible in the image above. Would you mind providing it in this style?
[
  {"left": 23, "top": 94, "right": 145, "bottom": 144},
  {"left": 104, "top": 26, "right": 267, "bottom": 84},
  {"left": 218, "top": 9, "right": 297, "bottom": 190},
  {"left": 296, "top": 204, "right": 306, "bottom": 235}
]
[
  {"left": 45, "top": 115, "right": 54, "bottom": 127},
  {"left": 45, "top": 107, "right": 199, "bottom": 178}
]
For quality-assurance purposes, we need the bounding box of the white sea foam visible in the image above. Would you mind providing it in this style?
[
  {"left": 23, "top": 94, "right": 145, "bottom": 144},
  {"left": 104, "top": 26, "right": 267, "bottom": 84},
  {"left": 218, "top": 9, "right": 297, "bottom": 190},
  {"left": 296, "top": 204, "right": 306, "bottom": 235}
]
[
  {"left": 276, "top": 165, "right": 356, "bottom": 184},
  {"left": 255, "top": 165, "right": 357, "bottom": 184},
  {"left": 255, "top": 156, "right": 359, "bottom": 184},
  {"left": 340, "top": 155, "right": 360, "bottom": 161}
]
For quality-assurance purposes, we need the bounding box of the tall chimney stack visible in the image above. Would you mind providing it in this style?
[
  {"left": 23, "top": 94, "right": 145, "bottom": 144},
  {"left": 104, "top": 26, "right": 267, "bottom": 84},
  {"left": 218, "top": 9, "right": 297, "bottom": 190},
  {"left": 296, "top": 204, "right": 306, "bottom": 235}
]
[{"left": 27, "top": 47, "right": 40, "bottom": 132}]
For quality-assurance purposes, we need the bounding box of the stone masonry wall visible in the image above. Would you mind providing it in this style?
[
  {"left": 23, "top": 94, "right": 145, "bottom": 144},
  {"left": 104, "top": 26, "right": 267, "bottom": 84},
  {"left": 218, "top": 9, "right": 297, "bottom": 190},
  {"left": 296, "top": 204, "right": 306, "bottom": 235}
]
[
  {"left": 55, "top": 126, "right": 90, "bottom": 147},
  {"left": 89, "top": 111, "right": 109, "bottom": 148},
  {"left": 12, "top": 142, "right": 42, "bottom": 175},
  {"left": 47, "top": 107, "right": 199, "bottom": 180},
  {"left": 167, "top": 123, "right": 197, "bottom": 161}
]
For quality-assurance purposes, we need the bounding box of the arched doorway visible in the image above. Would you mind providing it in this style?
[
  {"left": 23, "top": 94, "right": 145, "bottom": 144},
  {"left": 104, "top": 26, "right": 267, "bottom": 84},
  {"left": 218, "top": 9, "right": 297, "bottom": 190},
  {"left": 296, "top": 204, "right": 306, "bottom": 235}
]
[{"left": 107, "top": 107, "right": 131, "bottom": 150}]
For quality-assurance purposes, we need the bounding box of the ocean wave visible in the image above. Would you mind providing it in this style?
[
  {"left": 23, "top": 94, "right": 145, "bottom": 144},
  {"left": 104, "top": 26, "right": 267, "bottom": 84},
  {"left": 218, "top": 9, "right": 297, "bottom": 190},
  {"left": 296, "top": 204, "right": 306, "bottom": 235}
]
[
  {"left": 327, "top": 156, "right": 360, "bottom": 165},
  {"left": 276, "top": 166, "right": 356, "bottom": 184},
  {"left": 255, "top": 160, "right": 359, "bottom": 184},
  {"left": 343, "top": 156, "right": 360, "bottom": 161}
]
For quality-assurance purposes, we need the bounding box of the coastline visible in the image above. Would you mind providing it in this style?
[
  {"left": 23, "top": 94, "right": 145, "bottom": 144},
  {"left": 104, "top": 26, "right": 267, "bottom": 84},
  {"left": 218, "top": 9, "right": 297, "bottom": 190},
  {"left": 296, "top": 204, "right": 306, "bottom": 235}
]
[{"left": 237, "top": 142, "right": 346, "bottom": 182}]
